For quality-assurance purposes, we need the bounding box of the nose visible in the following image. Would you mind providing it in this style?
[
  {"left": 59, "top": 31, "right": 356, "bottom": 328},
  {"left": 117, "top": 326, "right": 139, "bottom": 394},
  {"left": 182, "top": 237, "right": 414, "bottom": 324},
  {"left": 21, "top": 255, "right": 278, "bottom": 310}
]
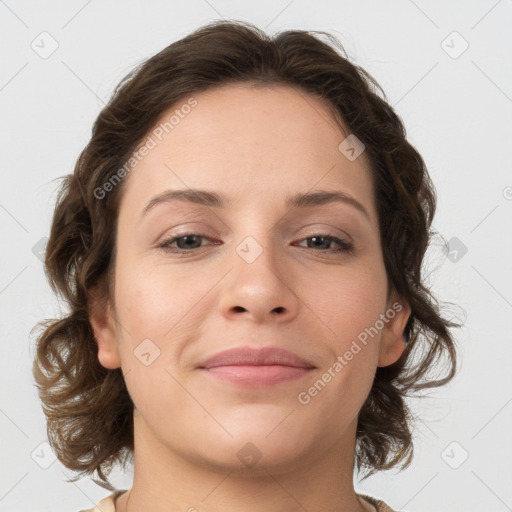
[{"left": 217, "top": 236, "right": 300, "bottom": 324}]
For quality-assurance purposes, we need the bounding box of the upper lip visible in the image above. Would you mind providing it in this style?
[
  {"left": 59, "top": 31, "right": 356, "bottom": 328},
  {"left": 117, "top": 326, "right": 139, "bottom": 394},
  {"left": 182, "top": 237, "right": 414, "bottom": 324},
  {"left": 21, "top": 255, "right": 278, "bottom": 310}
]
[{"left": 198, "top": 346, "right": 316, "bottom": 369}]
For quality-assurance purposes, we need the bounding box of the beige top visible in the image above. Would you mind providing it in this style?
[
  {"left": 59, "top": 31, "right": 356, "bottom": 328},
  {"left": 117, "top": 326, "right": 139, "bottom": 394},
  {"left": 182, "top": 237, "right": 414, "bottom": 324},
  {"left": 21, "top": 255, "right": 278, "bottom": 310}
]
[{"left": 78, "top": 490, "right": 398, "bottom": 512}]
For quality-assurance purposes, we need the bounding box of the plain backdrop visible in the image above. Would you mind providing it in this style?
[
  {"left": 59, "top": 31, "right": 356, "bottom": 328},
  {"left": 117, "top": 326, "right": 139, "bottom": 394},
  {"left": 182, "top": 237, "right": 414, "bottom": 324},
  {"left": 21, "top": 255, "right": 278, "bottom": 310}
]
[{"left": 1, "top": 1, "right": 511, "bottom": 511}]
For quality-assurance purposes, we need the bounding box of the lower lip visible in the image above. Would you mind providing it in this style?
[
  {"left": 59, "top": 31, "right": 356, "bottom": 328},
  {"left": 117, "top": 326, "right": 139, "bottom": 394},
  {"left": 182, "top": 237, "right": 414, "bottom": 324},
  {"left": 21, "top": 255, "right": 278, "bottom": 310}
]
[{"left": 201, "top": 365, "right": 314, "bottom": 387}]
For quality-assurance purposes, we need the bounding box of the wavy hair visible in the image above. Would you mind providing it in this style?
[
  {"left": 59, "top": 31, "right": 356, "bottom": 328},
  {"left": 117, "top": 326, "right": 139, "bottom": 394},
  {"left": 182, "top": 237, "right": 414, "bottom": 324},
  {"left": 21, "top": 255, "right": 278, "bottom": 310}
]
[{"left": 32, "top": 19, "right": 459, "bottom": 490}]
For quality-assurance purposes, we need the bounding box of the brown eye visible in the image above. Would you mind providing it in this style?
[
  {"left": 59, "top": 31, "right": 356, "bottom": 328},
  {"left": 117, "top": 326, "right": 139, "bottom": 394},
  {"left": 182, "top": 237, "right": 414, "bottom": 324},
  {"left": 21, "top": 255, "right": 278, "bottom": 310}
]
[
  {"left": 158, "top": 233, "right": 213, "bottom": 253},
  {"left": 296, "top": 235, "right": 353, "bottom": 254}
]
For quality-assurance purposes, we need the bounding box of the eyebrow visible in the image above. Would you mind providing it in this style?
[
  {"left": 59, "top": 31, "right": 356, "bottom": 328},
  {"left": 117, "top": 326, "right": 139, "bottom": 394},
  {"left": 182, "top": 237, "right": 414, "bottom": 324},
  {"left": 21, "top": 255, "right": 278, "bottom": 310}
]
[{"left": 141, "top": 188, "right": 371, "bottom": 221}]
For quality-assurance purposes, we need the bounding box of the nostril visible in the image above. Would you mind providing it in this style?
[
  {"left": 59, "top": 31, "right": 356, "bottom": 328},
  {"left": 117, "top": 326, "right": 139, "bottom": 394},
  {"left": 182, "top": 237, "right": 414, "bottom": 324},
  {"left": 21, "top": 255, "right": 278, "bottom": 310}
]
[{"left": 272, "top": 307, "right": 284, "bottom": 314}]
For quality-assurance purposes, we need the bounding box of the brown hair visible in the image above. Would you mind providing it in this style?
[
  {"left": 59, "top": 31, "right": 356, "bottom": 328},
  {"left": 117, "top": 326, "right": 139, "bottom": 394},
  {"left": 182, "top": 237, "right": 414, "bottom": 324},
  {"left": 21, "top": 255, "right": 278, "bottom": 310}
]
[{"left": 32, "top": 19, "right": 459, "bottom": 490}]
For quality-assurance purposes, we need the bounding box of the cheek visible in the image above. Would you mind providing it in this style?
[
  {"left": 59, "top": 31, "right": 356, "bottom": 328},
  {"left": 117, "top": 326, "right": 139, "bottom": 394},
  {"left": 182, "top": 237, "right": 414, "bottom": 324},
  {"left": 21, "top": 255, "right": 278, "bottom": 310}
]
[
  {"left": 112, "top": 267, "right": 192, "bottom": 421},
  {"left": 295, "top": 269, "right": 383, "bottom": 423},
  {"left": 303, "top": 262, "right": 387, "bottom": 347},
  {"left": 115, "top": 259, "right": 209, "bottom": 339},
  {"left": 112, "top": 259, "right": 222, "bottom": 398}
]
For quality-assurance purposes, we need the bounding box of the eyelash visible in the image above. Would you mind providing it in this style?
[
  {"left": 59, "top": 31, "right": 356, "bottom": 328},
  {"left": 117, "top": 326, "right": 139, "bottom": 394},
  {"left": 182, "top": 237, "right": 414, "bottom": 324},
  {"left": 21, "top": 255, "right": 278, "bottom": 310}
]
[{"left": 157, "top": 232, "right": 354, "bottom": 255}]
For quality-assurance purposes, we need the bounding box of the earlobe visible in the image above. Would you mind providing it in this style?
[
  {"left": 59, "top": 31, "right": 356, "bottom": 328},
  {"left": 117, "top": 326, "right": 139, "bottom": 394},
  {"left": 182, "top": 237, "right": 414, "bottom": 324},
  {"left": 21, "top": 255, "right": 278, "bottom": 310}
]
[
  {"left": 88, "top": 286, "right": 121, "bottom": 370},
  {"left": 377, "top": 296, "right": 411, "bottom": 367}
]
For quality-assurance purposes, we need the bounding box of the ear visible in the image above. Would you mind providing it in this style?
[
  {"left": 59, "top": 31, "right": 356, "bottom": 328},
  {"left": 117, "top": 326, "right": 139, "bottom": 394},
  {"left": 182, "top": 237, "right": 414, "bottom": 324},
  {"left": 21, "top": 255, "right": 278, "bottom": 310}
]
[
  {"left": 88, "top": 285, "right": 121, "bottom": 370},
  {"left": 377, "top": 292, "right": 411, "bottom": 367}
]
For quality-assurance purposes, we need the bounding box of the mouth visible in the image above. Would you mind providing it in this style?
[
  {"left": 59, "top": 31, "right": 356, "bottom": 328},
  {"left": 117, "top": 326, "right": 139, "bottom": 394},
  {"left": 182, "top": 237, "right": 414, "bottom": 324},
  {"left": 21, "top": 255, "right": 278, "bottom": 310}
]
[{"left": 197, "top": 346, "right": 316, "bottom": 387}]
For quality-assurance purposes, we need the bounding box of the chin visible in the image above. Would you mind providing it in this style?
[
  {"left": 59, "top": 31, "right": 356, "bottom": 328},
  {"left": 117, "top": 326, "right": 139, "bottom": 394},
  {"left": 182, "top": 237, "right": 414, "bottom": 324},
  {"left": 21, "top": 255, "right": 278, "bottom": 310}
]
[
  {"left": 188, "top": 413, "right": 313, "bottom": 473},
  {"left": 192, "top": 435, "right": 311, "bottom": 476}
]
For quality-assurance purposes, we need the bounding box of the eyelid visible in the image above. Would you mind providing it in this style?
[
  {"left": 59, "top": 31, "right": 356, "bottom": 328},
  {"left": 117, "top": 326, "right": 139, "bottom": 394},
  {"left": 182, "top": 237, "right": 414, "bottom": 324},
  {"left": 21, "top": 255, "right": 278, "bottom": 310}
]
[
  {"left": 293, "top": 223, "right": 354, "bottom": 243},
  {"left": 154, "top": 223, "right": 218, "bottom": 243}
]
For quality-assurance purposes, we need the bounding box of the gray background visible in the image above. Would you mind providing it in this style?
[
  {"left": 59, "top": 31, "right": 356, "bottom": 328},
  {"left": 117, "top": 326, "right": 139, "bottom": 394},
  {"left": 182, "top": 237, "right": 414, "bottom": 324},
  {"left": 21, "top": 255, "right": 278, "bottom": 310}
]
[{"left": 1, "top": 1, "right": 511, "bottom": 511}]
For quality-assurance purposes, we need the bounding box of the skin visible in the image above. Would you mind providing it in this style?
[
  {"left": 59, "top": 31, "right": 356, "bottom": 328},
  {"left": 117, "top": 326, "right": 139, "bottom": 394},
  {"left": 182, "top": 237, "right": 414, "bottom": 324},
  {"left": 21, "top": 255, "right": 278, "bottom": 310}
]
[{"left": 89, "top": 83, "right": 411, "bottom": 512}]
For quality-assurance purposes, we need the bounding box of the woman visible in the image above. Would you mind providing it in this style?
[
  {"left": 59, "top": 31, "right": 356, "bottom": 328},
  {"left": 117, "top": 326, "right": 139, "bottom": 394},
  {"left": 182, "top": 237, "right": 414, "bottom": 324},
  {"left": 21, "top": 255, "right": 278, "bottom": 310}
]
[{"left": 33, "top": 20, "right": 458, "bottom": 512}]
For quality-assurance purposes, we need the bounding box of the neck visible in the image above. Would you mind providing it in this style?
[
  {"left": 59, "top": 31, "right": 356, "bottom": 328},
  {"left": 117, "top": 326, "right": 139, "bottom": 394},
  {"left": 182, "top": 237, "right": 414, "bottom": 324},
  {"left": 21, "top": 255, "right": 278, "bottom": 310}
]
[{"left": 117, "top": 413, "right": 370, "bottom": 512}]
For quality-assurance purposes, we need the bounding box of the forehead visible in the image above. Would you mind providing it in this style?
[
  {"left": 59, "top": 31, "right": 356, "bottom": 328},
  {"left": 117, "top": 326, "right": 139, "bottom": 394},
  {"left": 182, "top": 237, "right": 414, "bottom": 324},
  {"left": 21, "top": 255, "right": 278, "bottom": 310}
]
[{"left": 118, "top": 83, "right": 376, "bottom": 220}]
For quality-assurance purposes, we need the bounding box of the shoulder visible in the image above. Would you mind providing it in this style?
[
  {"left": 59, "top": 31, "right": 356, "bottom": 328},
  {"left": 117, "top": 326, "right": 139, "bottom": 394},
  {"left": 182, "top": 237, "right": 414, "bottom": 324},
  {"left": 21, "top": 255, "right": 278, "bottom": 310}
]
[
  {"left": 81, "top": 490, "right": 401, "bottom": 512},
  {"left": 76, "top": 490, "right": 126, "bottom": 512},
  {"left": 357, "top": 492, "right": 404, "bottom": 512}
]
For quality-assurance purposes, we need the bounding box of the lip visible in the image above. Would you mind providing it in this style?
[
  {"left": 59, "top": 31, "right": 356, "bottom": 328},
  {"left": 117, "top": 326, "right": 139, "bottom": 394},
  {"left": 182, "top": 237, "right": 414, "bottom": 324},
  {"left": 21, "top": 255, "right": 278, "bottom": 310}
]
[{"left": 197, "top": 346, "right": 316, "bottom": 387}]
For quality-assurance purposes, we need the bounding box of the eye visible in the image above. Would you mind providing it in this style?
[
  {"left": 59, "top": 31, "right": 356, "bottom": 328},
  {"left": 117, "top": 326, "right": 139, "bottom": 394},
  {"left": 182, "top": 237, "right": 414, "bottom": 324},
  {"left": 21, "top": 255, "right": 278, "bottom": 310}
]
[
  {"left": 158, "top": 233, "right": 215, "bottom": 253},
  {"left": 295, "top": 234, "right": 354, "bottom": 254},
  {"left": 157, "top": 232, "right": 354, "bottom": 255}
]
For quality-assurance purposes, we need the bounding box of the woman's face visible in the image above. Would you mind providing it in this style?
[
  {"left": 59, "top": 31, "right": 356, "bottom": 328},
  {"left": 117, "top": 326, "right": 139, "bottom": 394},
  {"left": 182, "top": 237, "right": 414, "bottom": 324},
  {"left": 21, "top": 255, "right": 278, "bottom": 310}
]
[{"left": 91, "top": 83, "right": 410, "bottom": 473}]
